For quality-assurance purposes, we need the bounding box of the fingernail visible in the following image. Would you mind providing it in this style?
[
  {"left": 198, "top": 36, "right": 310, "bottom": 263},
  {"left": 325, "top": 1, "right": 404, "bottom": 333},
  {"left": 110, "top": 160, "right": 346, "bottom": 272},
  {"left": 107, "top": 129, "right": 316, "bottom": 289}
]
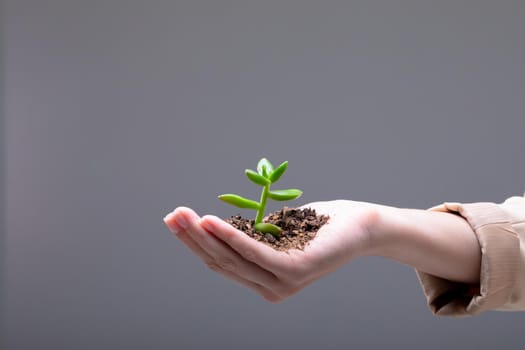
[
  {"left": 168, "top": 224, "right": 180, "bottom": 235},
  {"left": 176, "top": 215, "right": 188, "bottom": 229},
  {"left": 163, "top": 212, "right": 180, "bottom": 234},
  {"left": 163, "top": 220, "right": 180, "bottom": 235},
  {"left": 163, "top": 211, "right": 175, "bottom": 222}
]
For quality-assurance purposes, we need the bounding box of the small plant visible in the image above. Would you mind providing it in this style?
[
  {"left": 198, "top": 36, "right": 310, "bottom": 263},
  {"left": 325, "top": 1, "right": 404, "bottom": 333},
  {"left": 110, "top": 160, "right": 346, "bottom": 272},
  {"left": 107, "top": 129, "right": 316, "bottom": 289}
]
[{"left": 218, "top": 158, "right": 303, "bottom": 236}]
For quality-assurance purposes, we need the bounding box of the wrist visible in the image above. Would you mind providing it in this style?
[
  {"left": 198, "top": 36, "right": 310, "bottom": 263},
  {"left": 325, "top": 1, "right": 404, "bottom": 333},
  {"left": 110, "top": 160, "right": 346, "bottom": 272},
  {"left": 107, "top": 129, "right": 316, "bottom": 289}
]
[
  {"left": 364, "top": 204, "right": 482, "bottom": 283},
  {"left": 363, "top": 205, "right": 400, "bottom": 258}
]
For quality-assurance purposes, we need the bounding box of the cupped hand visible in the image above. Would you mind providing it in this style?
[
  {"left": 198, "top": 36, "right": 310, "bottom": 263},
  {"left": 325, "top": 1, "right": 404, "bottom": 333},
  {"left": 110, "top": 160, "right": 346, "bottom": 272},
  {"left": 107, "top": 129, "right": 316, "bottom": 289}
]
[{"left": 163, "top": 200, "right": 379, "bottom": 302}]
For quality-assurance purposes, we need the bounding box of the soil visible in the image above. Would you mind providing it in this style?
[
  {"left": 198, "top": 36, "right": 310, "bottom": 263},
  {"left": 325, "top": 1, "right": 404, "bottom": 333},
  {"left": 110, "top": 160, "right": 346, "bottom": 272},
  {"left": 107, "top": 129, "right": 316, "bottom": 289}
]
[{"left": 225, "top": 207, "right": 329, "bottom": 251}]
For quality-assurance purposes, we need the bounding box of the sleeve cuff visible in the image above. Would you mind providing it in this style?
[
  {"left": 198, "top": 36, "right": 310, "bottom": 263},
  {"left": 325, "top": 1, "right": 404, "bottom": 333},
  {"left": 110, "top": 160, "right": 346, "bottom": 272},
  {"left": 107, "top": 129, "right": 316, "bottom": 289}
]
[{"left": 416, "top": 202, "right": 520, "bottom": 316}]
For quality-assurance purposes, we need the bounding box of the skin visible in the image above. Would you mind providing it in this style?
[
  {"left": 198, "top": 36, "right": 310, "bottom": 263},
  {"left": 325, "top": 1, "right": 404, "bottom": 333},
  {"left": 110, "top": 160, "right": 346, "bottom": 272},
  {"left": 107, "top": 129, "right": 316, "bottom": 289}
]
[{"left": 163, "top": 200, "right": 481, "bottom": 303}]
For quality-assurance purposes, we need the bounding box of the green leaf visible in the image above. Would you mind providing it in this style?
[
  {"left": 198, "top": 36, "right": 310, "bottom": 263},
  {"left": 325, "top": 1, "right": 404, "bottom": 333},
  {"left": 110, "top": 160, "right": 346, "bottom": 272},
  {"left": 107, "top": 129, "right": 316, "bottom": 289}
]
[
  {"left": 268, "top": 161, "right": 288, "bottom": 183},
  {"left": 218, "top": 194, "right": 260, "bottom": 210},
  {"left": 267, "top": 189, "right": 303, "bottom": 201},
  {"left": 254, "top": 222, "right": 282, "bottom": 236},
  {"left": 257, "top": 158, "right": 274, "bottom": 177},
  {"left": 245, "top": 169, "right": 270, "bottom": 186}
]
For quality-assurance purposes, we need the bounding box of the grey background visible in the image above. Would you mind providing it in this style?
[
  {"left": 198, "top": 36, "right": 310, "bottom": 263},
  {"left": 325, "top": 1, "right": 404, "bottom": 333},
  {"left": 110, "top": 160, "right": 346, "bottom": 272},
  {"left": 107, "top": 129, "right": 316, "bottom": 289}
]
[
  {"left": 3, "top": 0, "right": 525, "bottom": 349},
  {"left": 1, "top": 0, "right": 5, "bottom": 347}
]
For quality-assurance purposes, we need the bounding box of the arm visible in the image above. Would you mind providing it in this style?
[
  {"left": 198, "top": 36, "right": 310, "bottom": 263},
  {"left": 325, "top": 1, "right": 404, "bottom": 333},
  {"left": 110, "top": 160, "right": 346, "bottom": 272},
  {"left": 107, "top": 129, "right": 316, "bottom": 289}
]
[
  {"left": 370, "top": 199, "right": 524, "bottom": 315},
  {"left": 368, "top": 206, "right": 482, "bottom": 284},
  {"left": 164, "top": 197, "right": 524, "bottom": 315}
]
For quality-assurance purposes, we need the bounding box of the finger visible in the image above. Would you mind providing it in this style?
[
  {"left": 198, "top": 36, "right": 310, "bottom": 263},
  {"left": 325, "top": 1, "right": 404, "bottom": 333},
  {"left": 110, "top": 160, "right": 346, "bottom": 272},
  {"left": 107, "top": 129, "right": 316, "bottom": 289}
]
[
  {"left": 165, "top": 208, "right": 281, "bottom": 300},
  {"left": 175, "top": 228, "right": 281, "bottom": 300},
  {"left": 165, "top": 208, "right": 218, "bottom": 264},
  {"left": 210, "top": 266, "right": 283, "bottom": 302},
  {"left": 199, "top": 215, "right": 299, "bottom": 276},
  {"left": 164, "top": 209, "right": 184, "bottom": 235},
  {"left": 174, "top": 208, "right": 280, "bottom": 289}
]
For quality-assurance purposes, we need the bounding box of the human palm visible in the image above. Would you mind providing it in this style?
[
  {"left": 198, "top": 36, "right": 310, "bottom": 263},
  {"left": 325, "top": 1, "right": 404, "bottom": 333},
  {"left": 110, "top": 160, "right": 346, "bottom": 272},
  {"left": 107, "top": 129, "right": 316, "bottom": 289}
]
[{"left": 164, "top": 200, "right": 378, "bottom": 302}]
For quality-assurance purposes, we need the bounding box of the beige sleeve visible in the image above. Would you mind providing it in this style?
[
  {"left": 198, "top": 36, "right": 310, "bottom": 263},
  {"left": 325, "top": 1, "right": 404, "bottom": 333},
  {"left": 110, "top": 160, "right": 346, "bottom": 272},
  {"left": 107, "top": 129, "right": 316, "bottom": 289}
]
[{"left": 416, "top": 196, "right": 525, "bottom": 316}]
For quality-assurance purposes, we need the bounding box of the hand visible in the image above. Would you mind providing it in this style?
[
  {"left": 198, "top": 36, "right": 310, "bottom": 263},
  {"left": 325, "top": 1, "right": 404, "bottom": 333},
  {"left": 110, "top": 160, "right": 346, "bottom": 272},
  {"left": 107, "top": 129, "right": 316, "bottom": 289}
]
[{"left": 163, "top": 200, "right": 379, "bottom": 302}]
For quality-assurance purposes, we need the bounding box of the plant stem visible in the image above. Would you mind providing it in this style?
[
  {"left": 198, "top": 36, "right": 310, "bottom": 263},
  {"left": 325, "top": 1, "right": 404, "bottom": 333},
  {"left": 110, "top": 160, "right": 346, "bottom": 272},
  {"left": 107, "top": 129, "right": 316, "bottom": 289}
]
[{"left": 255, "top": 183, "right": 270, "bottom": 224}]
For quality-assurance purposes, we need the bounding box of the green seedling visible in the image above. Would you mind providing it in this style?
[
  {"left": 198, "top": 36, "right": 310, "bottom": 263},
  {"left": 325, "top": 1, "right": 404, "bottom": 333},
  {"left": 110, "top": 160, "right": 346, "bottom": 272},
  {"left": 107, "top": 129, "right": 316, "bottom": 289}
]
[{"left": 218, "top": 158, "right": 303, "bottom": 236}]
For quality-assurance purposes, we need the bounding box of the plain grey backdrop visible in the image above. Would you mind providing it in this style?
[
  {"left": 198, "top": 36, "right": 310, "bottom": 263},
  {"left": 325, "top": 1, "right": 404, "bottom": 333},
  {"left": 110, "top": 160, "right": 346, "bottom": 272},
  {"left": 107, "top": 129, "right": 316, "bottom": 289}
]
[
  {"left": 1, "top": 0, "right": 5, "bottom": 346},
  {"left": 3, "top": 1, "right": 525, "bottom": 349}
]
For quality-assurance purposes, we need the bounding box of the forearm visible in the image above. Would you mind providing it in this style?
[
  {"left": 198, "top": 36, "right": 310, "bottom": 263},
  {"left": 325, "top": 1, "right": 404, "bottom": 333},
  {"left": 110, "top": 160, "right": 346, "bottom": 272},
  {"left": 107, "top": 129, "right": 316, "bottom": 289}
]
[{"left": 368, "top": 206, "right": 482, "bottom": 284}]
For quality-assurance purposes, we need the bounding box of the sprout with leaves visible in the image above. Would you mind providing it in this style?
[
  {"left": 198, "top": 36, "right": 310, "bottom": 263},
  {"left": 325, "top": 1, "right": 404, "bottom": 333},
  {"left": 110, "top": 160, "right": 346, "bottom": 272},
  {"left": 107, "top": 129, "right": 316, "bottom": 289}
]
[{"left": 218, "top": 158, "right": 303, "bottom": 236}]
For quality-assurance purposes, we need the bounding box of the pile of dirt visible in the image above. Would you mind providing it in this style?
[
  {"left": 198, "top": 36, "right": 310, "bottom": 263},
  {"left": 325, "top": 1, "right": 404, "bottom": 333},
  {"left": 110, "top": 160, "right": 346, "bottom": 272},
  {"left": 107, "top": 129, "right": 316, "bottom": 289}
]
[{"left": 226, "top": 207, "right": 329, "bottom": 251}]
